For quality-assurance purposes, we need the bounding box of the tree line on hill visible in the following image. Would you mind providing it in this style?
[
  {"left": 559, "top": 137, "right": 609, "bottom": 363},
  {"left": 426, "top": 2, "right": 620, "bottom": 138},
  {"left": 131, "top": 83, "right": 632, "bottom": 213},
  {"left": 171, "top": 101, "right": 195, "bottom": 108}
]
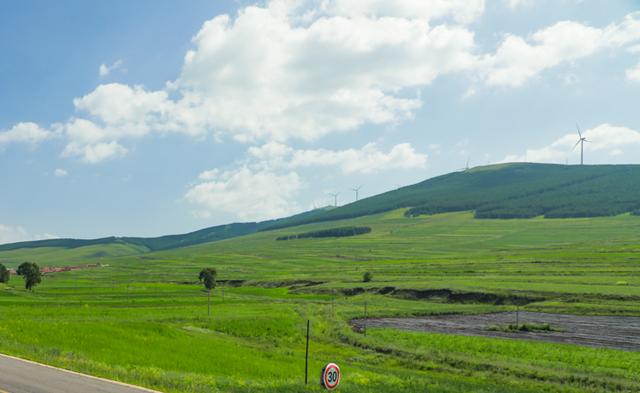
[{"left": 276, "top": 226, "right": 371, "bottom": 241}]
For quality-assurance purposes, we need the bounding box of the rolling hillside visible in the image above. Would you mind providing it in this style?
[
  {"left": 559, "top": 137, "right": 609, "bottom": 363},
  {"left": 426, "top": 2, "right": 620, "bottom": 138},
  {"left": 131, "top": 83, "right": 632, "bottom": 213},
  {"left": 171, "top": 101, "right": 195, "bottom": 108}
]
[
  {"left": 263, "top": 163, "right": 640, "bottom": 228},
  {"left": 2, "top": 163, "right": 639, "bottom": 253},
  {"left": 0, "top": 205, "right": 336, "bottom": 253}
]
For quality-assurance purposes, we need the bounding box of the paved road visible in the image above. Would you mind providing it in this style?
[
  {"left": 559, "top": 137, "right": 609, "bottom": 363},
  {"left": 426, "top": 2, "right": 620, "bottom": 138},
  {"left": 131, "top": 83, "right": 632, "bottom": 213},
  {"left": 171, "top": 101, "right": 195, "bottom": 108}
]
[{"left": 0, "top": 354, "right": 161, "bottom": 393}]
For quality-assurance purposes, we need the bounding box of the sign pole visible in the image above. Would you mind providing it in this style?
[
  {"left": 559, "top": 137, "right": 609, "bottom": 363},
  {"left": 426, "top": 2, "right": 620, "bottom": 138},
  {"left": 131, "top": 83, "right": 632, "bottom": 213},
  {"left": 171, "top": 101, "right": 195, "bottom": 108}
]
[{"left": 305, "top": 319, "right": 310, "bottom": 385}]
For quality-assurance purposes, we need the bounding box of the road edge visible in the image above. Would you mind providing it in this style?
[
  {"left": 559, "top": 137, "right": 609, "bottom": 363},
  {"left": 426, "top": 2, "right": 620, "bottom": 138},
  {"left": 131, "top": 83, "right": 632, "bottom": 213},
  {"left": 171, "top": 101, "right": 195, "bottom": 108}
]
[{"left": 0, "top": 353, "right": 163, "bottom": 393}]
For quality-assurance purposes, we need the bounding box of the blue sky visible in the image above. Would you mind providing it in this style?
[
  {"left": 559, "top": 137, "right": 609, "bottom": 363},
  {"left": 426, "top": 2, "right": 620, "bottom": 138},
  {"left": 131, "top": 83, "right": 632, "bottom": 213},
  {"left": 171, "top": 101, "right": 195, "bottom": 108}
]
[{"left": 1, "top": 0, "right": 640, "bottom": 242}]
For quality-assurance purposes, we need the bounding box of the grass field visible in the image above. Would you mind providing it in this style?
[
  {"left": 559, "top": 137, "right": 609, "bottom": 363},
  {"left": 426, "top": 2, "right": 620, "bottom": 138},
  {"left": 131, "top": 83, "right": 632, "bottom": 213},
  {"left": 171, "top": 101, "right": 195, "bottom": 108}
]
[{"left": 1, "top": 210, "right": 640, "bottom": 392}]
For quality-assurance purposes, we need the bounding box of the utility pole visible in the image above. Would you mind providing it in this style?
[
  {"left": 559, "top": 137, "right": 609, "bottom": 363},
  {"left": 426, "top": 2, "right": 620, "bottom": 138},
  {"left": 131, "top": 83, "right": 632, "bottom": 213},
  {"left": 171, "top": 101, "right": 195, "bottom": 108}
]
[{"left": 304, "top": 320, "right": 310, "bottom": 385}]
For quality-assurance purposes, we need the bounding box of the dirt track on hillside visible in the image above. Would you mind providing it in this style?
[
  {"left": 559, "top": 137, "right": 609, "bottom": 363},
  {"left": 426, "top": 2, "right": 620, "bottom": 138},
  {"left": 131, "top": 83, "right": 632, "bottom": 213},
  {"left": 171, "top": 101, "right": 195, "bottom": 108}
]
[{"left": 351, "top": 312, "right": 640, "bottom": 351}]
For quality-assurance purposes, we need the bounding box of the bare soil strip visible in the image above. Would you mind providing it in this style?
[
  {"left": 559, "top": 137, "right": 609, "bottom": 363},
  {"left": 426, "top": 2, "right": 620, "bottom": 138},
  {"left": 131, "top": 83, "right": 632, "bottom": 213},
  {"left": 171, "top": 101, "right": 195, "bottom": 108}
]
[{"left": 351, "top": 311, "right": 640, "bottom": 351}]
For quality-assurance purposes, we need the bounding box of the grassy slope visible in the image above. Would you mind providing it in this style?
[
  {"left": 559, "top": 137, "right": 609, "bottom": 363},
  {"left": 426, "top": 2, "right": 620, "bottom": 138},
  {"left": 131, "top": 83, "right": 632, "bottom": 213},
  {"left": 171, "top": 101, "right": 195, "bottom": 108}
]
[
  {"left": 263, "top": 163, "right": 640, "bottom": 227},
  {"left": 1, "top": 211, "right": 640, "bottom": 392},
  {"left": 4, "top": 163, "right": 640, "bottom": 255},
  {"left": 0, "top": 207, "right": 336, "bottom": 254}
]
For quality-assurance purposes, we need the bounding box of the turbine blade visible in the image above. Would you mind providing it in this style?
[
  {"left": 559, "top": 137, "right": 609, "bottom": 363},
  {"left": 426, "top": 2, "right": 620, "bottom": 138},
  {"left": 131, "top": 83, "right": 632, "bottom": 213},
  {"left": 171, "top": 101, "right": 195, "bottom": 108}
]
[
  {"left": 576, "top": 123, "right": 582, "bottom": 139},
  {"left": 573, "top": 140, "right": 581, "bottom": 150}
]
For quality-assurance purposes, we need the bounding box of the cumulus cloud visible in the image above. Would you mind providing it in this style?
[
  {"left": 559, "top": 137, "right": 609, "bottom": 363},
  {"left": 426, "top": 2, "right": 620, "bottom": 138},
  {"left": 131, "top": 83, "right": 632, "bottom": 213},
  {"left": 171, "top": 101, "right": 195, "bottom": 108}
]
[
  {"left": 248, "top": 141, "right": 427, "bottom": 173},
  {"left": 62, "top": 140, "right": 128, "bottom": 164},
  {"left": 503, "top": 0, "right": 532, "bottom": 9},
  {"left": 170, "top": 1, "right": 478, "bottom": 142},
  {"left": 0, "top": 122, "right": 52, "bottom": 146},
  {"left": 186, "top": 140, "right": 426, "bottom": 221},
  {"left": 185, "top": 167, "right": 302, "bottom": 220},
  {"left": 54, "top": 168, "right": 68, "bottom": 177},
  {"left": 483, "top": 12, "right": 640, "bottom": 87},
  {"left": 627, "top": 61, "right": 640, "bottom": 81},
  {"left": 0, "top": 224, "right": 57, "bottom": 245},
  {"left": 503, "top": 124, "right": 640, "bottom": 163},
  {"left": 4, "top": 2, "right": 640, "bottom": 164},
  {"left": 99, "top": 59, "right": 124, "bottom": 77},
  {"left": 318, "top": 0, "right": 485, "bottom": 24}
]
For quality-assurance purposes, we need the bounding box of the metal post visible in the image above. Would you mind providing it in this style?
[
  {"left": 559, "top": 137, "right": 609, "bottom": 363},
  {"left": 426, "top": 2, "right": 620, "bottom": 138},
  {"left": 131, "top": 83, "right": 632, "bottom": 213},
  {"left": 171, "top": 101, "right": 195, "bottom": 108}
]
[{"left": 305, "top": 320, "right": 310, "bottom": 385}]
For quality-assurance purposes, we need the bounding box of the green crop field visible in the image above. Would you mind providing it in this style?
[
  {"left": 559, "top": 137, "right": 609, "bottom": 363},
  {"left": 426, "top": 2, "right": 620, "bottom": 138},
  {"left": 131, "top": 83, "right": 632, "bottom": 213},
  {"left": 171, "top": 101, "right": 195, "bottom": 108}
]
[{"left": 1, "top": 210, "right": 640, "bottom": 392}]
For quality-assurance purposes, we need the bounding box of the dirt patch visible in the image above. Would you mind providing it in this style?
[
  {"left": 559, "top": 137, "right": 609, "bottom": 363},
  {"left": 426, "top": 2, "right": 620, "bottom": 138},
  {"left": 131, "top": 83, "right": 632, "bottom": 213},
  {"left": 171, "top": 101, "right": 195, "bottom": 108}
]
[
  {"left": 252, "top": 279, "right": 325, "bottom": 289},
  {"left": 351, "top": 311, "right": 640, "bottom": 351},
  {"left": 220, "top": 279, "right": 245, "bottom": 287},
  {"left": 392, "top": 288, "right": 540, "bottom": 305}
]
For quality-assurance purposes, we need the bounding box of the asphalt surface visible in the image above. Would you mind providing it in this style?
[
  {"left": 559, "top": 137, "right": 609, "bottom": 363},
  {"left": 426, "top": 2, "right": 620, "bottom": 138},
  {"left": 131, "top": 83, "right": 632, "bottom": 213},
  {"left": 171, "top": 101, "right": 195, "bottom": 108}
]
[{"left": 0, "top": 354, "right": 160, "bottom": 393}]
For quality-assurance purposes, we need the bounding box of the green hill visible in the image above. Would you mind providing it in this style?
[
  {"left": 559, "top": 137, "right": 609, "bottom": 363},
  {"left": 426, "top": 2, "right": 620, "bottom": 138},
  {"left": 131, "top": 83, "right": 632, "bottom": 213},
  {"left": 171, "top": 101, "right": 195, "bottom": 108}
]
[
  {"left": 0, "top": 206, "right": 336, "bottom": 253},
  {"left": 2, "top": 163, "right": 639, "bottom": 253},
  {"left": 263, "top": 163, "right": 640, "bottom": 228}
]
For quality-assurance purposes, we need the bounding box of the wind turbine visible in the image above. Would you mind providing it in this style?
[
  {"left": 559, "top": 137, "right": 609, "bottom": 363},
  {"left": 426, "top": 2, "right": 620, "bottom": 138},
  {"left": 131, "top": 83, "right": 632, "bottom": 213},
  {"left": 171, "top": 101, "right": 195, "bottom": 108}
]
[
  {"left": 351, "top": 186, "right": 362, "bottom": 202},
  {"left": 573, "top": 124, "right": 589, "bottom": 165},
  {"left": 459, "top": 158, "right": 470, "bottom": 171},
  {"left": 328, "top": 192, "right": 339, "bottom": 207}
]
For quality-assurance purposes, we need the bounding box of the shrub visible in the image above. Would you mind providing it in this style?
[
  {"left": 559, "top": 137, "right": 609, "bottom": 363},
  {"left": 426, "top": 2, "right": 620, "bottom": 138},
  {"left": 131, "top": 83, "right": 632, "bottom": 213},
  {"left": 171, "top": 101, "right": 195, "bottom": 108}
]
[
  {"left": 16, "top": 262, "right": 41, "bottom": 290},
  {"left": 363, "top": 272, "right": 373, "bottom": 282},
  {"left": 0, "top": 263, "right": 9, "bottom": 284},
  {"left": 276, "top": 226, "right": 371, "bottom": 241}
]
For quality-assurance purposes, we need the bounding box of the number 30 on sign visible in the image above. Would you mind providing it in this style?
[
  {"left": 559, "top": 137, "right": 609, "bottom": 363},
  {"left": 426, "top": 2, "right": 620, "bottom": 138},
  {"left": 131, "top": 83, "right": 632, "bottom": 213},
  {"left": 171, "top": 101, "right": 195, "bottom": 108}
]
[{"left": 321, "top": 363, "right": 341, "bottom": 390}]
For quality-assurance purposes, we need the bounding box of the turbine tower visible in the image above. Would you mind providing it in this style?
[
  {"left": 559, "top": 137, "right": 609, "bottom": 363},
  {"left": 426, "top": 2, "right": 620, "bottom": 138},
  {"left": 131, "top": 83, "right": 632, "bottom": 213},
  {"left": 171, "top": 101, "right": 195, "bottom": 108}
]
[
  {"left": 351, "top": 186, "right": 362, "bottom": 202},
  {"left": 573, "top": 124, "right": 589, "bottom": 165},
  {"left": 328, "top": 192, "right": 339, "bottom": 207},
  {"left": 459, "top": 158, "right": 470, "bottom": 172}
]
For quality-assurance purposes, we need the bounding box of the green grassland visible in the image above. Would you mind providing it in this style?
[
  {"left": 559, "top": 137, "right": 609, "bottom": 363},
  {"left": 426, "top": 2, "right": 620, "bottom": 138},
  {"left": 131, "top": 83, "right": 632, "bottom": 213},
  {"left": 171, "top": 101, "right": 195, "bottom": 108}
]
[
  {"left": 1, "top": 211, "right": 640, "bottom": 392},
  {"left": 5, "top": 163, "right": 640, "bottom": 255}
]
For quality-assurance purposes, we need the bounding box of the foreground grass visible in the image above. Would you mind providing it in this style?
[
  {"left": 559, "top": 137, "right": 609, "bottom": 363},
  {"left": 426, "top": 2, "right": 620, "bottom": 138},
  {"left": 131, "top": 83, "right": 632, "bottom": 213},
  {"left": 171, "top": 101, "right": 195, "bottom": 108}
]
[{"left": 1, "top": 211, "right": 640, "bottom": 392}]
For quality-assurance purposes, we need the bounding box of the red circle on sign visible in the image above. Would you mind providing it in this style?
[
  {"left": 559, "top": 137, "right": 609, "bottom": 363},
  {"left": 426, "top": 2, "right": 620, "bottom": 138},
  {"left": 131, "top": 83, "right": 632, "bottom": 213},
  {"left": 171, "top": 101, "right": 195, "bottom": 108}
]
[{"left": 322, "top": 363, "right": 341, "bottom": 390}]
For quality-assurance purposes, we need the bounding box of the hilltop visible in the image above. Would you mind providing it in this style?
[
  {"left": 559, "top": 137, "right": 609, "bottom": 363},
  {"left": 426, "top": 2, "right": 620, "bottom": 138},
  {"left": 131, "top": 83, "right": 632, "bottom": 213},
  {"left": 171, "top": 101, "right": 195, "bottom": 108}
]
[
  {"left": 264, "top": 163, "right": 640, "bottom": 228},
  {"left": 2, "top": 163, "right": 639, "bottom": 253}
]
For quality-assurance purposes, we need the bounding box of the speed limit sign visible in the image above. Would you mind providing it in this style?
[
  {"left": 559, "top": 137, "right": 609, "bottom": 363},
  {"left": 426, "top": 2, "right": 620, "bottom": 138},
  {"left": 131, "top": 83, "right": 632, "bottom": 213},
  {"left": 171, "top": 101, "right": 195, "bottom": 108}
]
[{"left": 321, "top": 363, "right": 341, "bottom": 390}]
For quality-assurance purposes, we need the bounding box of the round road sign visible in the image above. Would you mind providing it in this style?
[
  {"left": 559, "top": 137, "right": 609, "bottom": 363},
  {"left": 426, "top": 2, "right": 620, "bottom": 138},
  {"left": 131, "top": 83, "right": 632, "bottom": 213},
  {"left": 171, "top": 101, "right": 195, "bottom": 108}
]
[{"left": 321, "top": 363, "right": 341, "bottom": 390}]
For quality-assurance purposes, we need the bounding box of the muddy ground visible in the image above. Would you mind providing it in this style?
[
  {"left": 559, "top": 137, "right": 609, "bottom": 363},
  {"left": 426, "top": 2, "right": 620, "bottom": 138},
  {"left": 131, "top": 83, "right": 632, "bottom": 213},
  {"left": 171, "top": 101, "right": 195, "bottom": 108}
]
[{"left": 351, "top": 311, "right": 640, "bottom": 351}]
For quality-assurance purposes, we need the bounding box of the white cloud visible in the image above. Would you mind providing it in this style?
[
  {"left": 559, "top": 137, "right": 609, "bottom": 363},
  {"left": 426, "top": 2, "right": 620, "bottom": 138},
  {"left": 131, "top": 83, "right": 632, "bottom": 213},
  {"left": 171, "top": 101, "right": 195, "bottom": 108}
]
[
  {"left": 63, "top": 140, "right": 128, "bottom": 164},
  {"left": 503, "top": 124, "right": 640, "bottom": 163},
  {"left": 0, "top": 122, "right": 52, "bottom": 146},
  {"left": 5, "top": 3, "right": 640, "bottom": 164},
  {"left": 40, "top": 1, "right": 479, "bottom": 161},
  {"left": 57, "top": 83, "right": 172, "bottom": 163},
  {"left": 54, "top": 168, "right": 68, "bottom": 177},
  {"left": 248, "top": 141, "right": 427, "bottom": 174},
  {"left": 185, "top": 167, "right": 302, "bottom": 221},
  {"left": 170, "top": 1, "right": 478, "bottom": 142},
  {"left": 626, "top": 61, "right": 640, "bottom": 81},
  {"left": 483, "top": 12, "right": 640, "bottom": 87},
  {"left": 187, "top": 140, "right": 426, "bottom": 220},
  {"left": 319, "top": 0, "right": 485, "bottom": 24},
  {"left": 0, "top": 224, "right": 57, "bottom": 245},
  {"left": 99, "top": 59, "right": 124, "bottom": 77},
  {"left": 503, "top": 0, "right": 532, "bottom": 9}
]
